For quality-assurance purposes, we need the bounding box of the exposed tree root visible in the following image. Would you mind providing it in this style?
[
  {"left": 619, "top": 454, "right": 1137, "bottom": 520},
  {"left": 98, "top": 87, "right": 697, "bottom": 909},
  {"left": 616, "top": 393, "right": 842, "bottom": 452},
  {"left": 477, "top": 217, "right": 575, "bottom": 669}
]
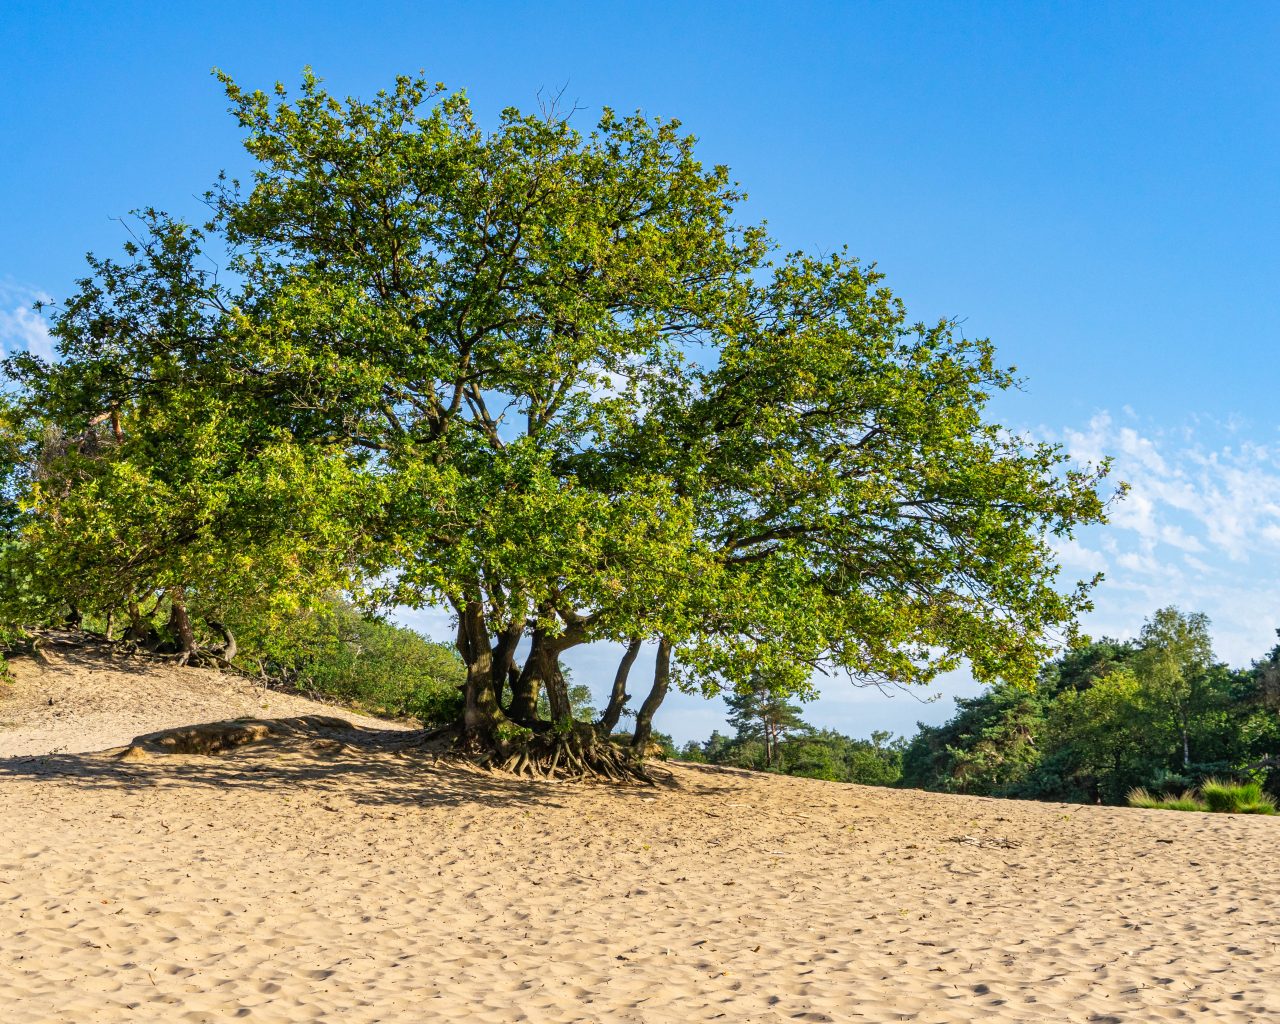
[
  {"left": 406, "top": 719, "right": 674, "bottom": 784},
  {"left": 490, "top": 723, "right": 664, "bottom": 785}
]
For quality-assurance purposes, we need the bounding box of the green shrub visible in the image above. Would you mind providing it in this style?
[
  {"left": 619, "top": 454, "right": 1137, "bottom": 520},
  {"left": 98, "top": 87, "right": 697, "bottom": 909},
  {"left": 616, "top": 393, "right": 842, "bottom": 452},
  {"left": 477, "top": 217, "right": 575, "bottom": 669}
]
[
  {"left": 1200, "top": 778, "right": 1277, "bottom": 815},
  {"left": 845, "top": 743, "right": 904, "bottom": 786},
  {"left": 303, "top": 614, "right": 464, "bottom": 725},
  {"left": 236, "top": 599, "right": 466, "bottom": 725},
  {"left": 1144, "top": 767, "right": 1194, "bottom": 796},
  {"left": 784, "top": 740, "right": 845, "bottom": 781},
  {"left": 611, "top": 731, "right": 677, "bottom": 758}
]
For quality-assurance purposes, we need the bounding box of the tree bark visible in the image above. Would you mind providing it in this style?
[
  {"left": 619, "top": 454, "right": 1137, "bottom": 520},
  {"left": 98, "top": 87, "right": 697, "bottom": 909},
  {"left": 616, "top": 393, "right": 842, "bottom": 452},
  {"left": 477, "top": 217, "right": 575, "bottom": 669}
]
[
  {"left": 543, "top": 654, "right": 573, "bottom": 724},
  {"left": 490, "top": 621, "right": 524, "bottom": 711},
  {"left": 455, "top": 600, "right": 505, "bottom": 737},
  {"left": 632, "top": 637, "right": 671, "bottom": 751},
  {"left": 167, "top": 588, "right": 195, "bottom": 662},
  {"left": 508, "top": 630, "right": 547, "bottom": 722},
  {"left": 125, "top": 601, "right": 147, "bottom": 643},
  {"left": 508, "top": 624, "right": 576, "bottom": 723},
  {"left": 527, "top": 627, "right": 571, "bottom": 723},
  {"left": 599, "top": 637, "right": 642, "bottom": 735},
  {"left": 507, "top": 658, "right": 539, "bottom": 720},
  {"left": 207, "top": 619, "right": 237, "bottom": 663}
]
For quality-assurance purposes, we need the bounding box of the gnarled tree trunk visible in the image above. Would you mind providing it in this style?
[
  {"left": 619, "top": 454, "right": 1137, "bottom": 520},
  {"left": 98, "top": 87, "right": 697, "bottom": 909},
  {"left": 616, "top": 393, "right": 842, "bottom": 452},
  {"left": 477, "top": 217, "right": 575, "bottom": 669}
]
[
  {"left": 206, "top": 619, "right": 237, "bottom": 663},
  {"left": 507, "top": 627, "right": 548, "bottom": 722},
  {"left": 507, "top": 624, "right": 576, "bottom": 723},
  {"left": 542, "top": 651, "right": 573, "bottom": 724},
  {"left": 599, "top": 637, "right": 642, "bottom": 736},
  {"left": 455, "top": 600, "right": 506, "bottom": 739},
  {"left": 447, "top": 605, "right": 653, "bottom": 782},
  {"left": 490, "top": 620, "right": 524, "bottom": 711},
  {"left": 167, "top": 587, "right": 195, "bottom": 663},
  {"left": 124, "top": 600, "right": 148, "bottom": 643},
  {"left": 632, "top": 637, "right": 671, "bottom": 751}
]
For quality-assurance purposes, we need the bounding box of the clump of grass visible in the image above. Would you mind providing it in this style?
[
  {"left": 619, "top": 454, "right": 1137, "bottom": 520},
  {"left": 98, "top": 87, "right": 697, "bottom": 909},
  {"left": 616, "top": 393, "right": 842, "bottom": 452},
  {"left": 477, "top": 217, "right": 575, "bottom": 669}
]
[
  {"left": 1127, "top": 787, "right": 1207, "bottom": 812},
  {"left": 1128, "top": 780, "right": 1278, "bottom": 814},
  {"left": 1199, "top": 778, "right": 1277, "bottom": 815}
]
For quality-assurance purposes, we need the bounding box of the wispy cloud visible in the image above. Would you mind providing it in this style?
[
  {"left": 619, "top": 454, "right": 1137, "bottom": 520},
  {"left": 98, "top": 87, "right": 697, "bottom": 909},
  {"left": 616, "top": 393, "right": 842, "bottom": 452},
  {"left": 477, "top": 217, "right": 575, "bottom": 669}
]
[
  {"left": 0, "top": 280, "right": 55, "bottom": 360},
  {"left": 1053, "top": 411, "right": 1280, "bottom": 665}
]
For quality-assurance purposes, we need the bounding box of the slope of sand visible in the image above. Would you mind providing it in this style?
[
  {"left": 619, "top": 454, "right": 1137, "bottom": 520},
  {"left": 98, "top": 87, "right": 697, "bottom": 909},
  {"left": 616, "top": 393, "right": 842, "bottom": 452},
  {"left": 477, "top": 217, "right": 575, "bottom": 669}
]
[
  {"left": 3, "top": 646, "right": 1279, "bottom": 1022},
  {"left": 0, "top": 634, "right": 410, "bottom": 757}
]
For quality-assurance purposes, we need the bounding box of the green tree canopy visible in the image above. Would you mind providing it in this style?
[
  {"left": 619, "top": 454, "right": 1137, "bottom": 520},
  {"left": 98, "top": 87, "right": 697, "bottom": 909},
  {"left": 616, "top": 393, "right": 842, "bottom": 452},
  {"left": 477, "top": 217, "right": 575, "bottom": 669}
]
[
  {"left": 1133, "top": 607, "right": 1216, "bottom": 768},
  {"left": 2, "top": 217, "right": 371, "bottom": 658},
  {"left": 897, "top": 621, "right": 1280, "bottom": 805},
  {"left": 724, "top": 674, "right": 808, "bottom": 767}
]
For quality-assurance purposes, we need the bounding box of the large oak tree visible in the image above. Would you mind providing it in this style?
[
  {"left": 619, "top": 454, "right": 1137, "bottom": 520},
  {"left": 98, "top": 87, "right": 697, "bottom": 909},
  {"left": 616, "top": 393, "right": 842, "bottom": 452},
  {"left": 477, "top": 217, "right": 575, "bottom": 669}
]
[{"left": 6, "top": 71, "right": 1115, "bottom": 778}]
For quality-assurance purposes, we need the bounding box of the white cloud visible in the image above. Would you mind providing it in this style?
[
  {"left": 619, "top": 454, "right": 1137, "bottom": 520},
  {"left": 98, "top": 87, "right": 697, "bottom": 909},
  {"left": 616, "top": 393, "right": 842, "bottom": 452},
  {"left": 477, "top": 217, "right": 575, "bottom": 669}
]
[
  {"left": 1159, "top": 523, "right": 1204, "bottom": 552},
  {"left": 1116, "top": 425, "right": 1169, "bottom": 474},
  {"left": 0, "top": 280, "right": 55, "bottom": 360},
  {"left": 1055, "top": 410, "right": 1280, "bottom": 665},
  {"left": 1052, "top": 536, "right": 1108, "bottom": 576}
]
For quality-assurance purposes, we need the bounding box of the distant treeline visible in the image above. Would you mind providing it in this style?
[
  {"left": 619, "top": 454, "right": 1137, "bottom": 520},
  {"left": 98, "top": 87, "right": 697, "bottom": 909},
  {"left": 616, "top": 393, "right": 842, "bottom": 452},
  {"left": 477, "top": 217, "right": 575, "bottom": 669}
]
[
  {"left": 674, "top": 606, "right": 1280, "bottom": 806},
  {"left": 672, "top": 683, "right": 906, "bottom": 785}
]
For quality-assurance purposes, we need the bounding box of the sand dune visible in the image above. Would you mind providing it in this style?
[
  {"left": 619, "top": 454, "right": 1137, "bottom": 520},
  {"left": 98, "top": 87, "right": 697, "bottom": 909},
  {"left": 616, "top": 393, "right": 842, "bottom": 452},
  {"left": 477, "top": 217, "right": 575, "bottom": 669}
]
[
  {"left": 0, "top": 634, "right": 409, "bottom": 758},
  {"left": 2, "top": 645, "right": 1279, "bottom": 1022}
]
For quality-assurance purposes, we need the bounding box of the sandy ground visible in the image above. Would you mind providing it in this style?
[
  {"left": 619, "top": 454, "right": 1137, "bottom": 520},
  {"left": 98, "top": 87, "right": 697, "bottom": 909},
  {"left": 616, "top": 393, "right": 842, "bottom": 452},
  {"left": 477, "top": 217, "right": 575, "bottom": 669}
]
[
  {"left": 0, "top": 634, "right": 409, "bottom": 758},
  {"left": 2, "top": 646, "right": 1279, "bottom": 1022}
]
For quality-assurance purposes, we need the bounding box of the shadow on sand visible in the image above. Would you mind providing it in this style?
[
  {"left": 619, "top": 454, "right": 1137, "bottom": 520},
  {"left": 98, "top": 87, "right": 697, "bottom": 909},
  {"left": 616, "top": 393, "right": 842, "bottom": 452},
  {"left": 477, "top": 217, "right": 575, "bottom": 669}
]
[{"left": 0, "top": 717, "right": 746, "bottom": 812}]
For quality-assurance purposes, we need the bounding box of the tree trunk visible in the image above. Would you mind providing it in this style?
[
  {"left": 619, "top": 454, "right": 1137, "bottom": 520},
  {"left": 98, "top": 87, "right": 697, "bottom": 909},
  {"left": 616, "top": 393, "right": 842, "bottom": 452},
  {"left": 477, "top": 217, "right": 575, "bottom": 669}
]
[
  {"left": 508, "top": 629, "right": 549, "bottom": 722},
  {"left": 125, "top": 601, "right": 146, "bottom": 642},
  {"left": 599, "top": 637, "right": 642, "bottom": 735},
  {"left": 448, "top": 614, "right": 658, "bottom": 785},
  {"left": 508, "top": 625, "right": 576, "bottom": 723},
  {"left": 542, "top": 646, "right": 573, "bottom": 724},
  {"left": 167, "top": 588, "right": 195, "bottom": 661},
  {"left": 207, "top": 619, "right": 237, "bottom": 663},
  {"left": 124, "top": 599, "right": 160, "bottom": 647},
  {"left": 455, "top": 600, "right": 505, "bottom": 738},
  {"left": 490, "top": 621, "right": 524, "bottom": 710},
  {"left": 632, "top": 637, "right": 671, "bottom": 751},
  {"left": 104, "top": 610, "right": 115, "bottom": 642},
  {"left": 441, "top": 604, "right": 654, "bottom": 781},
  {"left": 507, "top": 661, "right": 539, "bottom": 721}
]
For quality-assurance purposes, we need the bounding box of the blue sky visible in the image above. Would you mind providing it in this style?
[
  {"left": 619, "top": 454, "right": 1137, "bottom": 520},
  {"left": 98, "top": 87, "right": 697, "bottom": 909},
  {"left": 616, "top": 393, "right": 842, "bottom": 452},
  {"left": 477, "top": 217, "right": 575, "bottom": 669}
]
[{"left": 4, "top": 2, "right": 1280, "bottom": 743}]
